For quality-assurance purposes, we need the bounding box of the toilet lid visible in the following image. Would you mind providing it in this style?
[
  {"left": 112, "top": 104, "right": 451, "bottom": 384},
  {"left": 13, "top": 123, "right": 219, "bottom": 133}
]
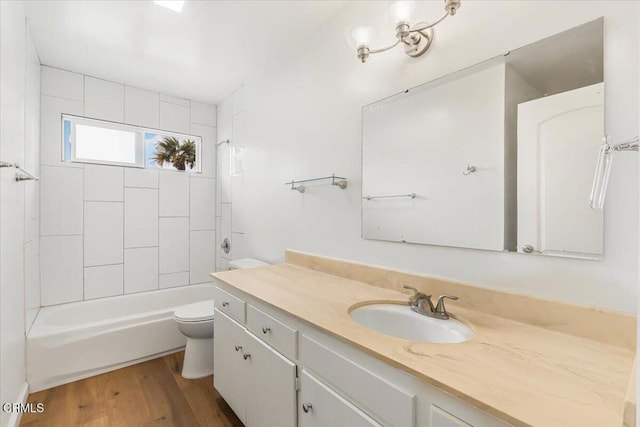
[
  {"left": 228, "top": 258, "right": 269, "bottom": 270},
  {"left": 174, "top": 300, "right": 215, "bottom": 322}
]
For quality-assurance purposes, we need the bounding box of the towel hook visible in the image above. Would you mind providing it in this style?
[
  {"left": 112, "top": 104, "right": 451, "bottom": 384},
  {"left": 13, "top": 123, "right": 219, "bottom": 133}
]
[{"left": 463, "top": 164, "right": 476, "bottom": 176}]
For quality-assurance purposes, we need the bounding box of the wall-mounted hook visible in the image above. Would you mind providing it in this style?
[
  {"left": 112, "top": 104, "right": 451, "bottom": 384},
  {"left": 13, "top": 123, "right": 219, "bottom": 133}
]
[
  {"left": 290, "top": 182, "right": 306, "bottom": 193},
  {"left": 463, "top": 164, "right": 476, "bottom": 176}
]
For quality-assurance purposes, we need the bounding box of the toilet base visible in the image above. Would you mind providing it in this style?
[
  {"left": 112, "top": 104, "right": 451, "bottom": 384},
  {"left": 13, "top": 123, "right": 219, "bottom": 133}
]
[{"left": 182, "top": 337, "right": 214, "bottom": 379}]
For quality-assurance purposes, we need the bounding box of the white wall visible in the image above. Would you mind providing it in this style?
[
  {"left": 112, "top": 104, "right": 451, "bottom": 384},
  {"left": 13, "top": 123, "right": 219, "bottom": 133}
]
[
  {"left": 228, "top": 1, "right": 639, "bottom": 312},
  {"left": 1, "top": 3, "right": 40, "bottom": 425},
  {"left": 39, "top": 66, "right": 217, "bottom": 306}
]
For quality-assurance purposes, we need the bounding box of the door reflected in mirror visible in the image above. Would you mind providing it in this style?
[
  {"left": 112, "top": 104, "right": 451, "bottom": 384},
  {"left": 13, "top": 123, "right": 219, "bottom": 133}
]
[{"left": 361, "top": 18, "right": 604, "bottom": 260}]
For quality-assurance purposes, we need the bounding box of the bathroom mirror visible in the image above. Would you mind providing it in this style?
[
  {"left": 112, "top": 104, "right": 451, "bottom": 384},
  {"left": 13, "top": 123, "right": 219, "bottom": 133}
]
[{"left": 362, "top": 18, "right": 604, "bottom": 259}]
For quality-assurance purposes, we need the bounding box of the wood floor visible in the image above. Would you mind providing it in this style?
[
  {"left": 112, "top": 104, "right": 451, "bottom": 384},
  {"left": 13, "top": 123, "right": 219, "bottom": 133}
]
[{"left": 20, "top": 352, "right": 243, "bottom": 427}]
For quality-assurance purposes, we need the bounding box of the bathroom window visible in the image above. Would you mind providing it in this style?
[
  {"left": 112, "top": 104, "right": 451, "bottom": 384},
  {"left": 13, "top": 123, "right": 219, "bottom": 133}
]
[{"left": 62, "top": 115, "right": 202, "bottom": 172}]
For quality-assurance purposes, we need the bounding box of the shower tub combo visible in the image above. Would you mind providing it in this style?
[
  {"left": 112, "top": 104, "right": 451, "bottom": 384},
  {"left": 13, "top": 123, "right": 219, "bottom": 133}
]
[{"left": 27, "top": 284, "right": 214, "bottom": 392}]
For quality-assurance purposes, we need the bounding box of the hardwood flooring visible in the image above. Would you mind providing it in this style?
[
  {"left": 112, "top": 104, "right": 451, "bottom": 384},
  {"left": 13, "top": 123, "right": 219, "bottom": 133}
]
[{"left": 20, "top": 352, "right": 243, "bottom": 427}]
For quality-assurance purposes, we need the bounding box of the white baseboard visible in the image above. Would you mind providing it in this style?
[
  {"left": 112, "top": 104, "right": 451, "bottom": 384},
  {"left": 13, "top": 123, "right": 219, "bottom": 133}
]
[{"left": 6, "top": 382, "right": 29, "bottom": 427}]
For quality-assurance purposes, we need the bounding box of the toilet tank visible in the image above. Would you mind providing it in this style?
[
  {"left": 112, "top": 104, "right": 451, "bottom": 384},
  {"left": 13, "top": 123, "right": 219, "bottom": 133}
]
[{"left": 228, "top": 258, "right": 269, "bottom": 270}]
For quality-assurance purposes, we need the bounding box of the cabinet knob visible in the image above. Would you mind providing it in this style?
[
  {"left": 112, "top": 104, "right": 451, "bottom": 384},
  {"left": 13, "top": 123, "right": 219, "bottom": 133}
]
[
  {"left": 243, "top": 353, "right": 251, "bottom": 360},
  {"left": 302, "top": 403, "right": 313, "bottom": 413},
  {"left": 222, "top": 301, "right": 229, "bottom": 307},
  {"left": 262, "top": 326, "right": 271, "bottom": 334},
  {"left": 234, "top": 345, "right": 242, "bottom": 352}
]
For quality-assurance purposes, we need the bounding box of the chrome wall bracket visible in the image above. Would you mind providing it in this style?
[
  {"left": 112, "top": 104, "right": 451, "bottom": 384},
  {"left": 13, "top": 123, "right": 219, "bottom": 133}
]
[{"left": 0, "top": 161, "right": 39, "bottom": 182}]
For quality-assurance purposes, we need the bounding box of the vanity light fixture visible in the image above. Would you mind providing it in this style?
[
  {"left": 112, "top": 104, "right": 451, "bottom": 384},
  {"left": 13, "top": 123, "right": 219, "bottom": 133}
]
[
  {"left": 153, "top": 0, "right": 185, "bottom": 13},
  {"left": 351, "top": 0, "right": 461, "bottom": 63}
]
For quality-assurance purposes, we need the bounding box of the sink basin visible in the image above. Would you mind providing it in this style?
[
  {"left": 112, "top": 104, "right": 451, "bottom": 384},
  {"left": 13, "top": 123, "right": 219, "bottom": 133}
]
[{"left": 350, "top": 303, "right": 474, "bottom": 343}]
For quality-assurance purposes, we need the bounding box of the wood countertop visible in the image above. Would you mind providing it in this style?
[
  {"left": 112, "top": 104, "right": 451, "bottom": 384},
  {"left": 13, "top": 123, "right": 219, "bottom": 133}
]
[{"left": 212, "top": 263, "right": 635, "bottom": 427}]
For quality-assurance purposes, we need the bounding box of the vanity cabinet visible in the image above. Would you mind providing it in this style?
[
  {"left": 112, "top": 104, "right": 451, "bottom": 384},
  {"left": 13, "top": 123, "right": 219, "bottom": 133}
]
[
  {"left": 299, "top": 369, "right": 382, "bottom": 427},
  {"left": 213, "top": 283, "right": 510, "bottom": 427},
  {"left": 214, "top": 310, "right": 297, "bottom": 427}
]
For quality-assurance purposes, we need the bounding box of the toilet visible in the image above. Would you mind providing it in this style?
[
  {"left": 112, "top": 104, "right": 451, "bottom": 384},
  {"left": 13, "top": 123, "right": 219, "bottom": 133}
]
[{"left": 173, "top": 257, "right": 269, "bottom": 379}]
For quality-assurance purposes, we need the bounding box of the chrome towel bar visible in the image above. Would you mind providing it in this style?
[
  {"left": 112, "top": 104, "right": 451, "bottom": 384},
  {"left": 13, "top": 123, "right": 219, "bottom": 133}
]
[
  {"left": 285, "top": 174, "right": 347, "bottom": 193},
  {"left": 363, "top": 193, "right": 416, "bottom": 201}
]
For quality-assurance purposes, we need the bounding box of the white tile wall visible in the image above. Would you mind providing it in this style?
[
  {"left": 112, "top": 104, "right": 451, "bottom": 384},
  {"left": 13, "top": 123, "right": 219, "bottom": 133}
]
[
  {"left": 159, "top": 172, "right": 189, "bottom": 217},
  {"left": 160, "top": 94, "right": 190, "bottom": 106},
  {"left": 159, "top": 217, "right": 189, "bottom": 274},
  {"left": 159, "top": 100, "right": 190, "bottom": 134},
  {"left": 190, "top": 177, "right": 215, "bottom": 230},
  {"left": 24, "top": 240, "right": 40, "bottom": 315},
  {"left": 84, "top": 202, "right": 124, "bottom": 266},
  {"left": 24, "top": 182, "right": 39, "bottom": 242},
  {"left": 190, "top": 230, "right": 215, "bottom": 283},
  {"left": 124, "top": 188, "right": 158, "bottom": 248},
  {"left": 191, "top": 101, "right": 216, "bottom": 127},
  {"left": 84, "top": 76, "right": 125, "bottom": 122},
  {"left": 191, "top": 123, "right": 216, "bottom": 178},
  {"left": 40, "top": 67, "right": 217, "bottom": 303},
  {"left": 41, "top": 235, "right": 83, "bottom": 305},
  {"left": 40, "top": 166, "right": 83, "bottom": 235},
  {"left": 217, "top": 143, "right": 231, "bottom": 204},
  {"left": 124, "top": 247, "right": 158, "bottom": 293},
  {"left": 124, "top": 168, "right": 158, "bottom": 189},
  {"left": 231, "top": 231, "right": 246, "bottom": 260},
  {"left": 216, "top": 257, "right": 229, "bottom": 272},
  {"left": 41, "top": 66, "right": 83, "bottom": 101},
  {"left": 220, "top": 203, "right": 232, "bottom": 260},
  {"left": 40, "top": 95, "right": 83, "bottom": 166},
  {"left": 124, "top": 86, "right": 160, "bottom": 128},
  {"left": 215, "top": 216, "right": 223, "bottom": 271},
  {"left": 159, "top": 271, "right": 189, "bottom": 289},
  {"left": 231, "top": 173, "right": 246, "bottom": 233},
  {"left": 84, "top": 264, "right": 123, "bottom": 299},
  {"left": 84, "top": 165, "right": 123, "bottom": 201}
]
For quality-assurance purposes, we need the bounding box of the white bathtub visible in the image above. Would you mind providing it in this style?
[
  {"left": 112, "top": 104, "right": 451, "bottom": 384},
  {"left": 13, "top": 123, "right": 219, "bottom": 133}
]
[{"left": 27, "top": 284, "right": 214, "bottom": 392}]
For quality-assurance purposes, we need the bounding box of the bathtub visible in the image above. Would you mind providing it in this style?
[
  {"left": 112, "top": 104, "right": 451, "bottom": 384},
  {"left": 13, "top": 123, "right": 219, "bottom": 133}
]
[{"left": 27, "top": 284, "right": 214, "bottom": 392}]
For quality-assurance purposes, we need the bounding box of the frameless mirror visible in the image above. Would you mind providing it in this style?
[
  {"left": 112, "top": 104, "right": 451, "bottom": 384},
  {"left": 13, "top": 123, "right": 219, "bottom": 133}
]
[{"left": 362, "top": 18, "right": 604, "bottom": 259}]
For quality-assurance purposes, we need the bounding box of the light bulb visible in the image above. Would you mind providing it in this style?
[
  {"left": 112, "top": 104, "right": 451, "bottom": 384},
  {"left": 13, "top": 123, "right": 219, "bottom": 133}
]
[
  {"left": 389, "top": 1, "right": 415, "bottom": 25},
  {"left": 350, "top": 26, "right": 372, "bottom": 48}
]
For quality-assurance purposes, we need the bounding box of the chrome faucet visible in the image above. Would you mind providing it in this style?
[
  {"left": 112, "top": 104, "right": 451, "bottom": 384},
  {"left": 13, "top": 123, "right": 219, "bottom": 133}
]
[{"left": 403, "top": 285, "right": 459, "bottom": 320}]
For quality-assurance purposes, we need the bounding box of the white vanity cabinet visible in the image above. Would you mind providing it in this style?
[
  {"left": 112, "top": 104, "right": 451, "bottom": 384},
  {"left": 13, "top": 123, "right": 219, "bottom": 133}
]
[
  {"left": 299, "top": 369, "right": 382, "bottom": 427},
  {"left": 213, "top": 283, "right": 511, "bottom": 427},
  {"left": 214, "top": 309, "right": 297, "bottom": 427},
  {"left": 213, "top": 309, "right": 247, "bottom": 421}
]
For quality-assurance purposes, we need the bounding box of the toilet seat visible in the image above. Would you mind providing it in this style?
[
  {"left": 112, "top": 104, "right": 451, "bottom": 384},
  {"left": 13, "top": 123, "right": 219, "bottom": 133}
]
[{"left": 174, "top": 300, "right": 215, "bottom": 322}]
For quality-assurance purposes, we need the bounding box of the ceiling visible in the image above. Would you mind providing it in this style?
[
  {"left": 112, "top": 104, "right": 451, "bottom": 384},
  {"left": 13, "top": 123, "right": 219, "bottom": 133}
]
[{"left": 25, "top": 1, "right": 348, "bottom": 105}]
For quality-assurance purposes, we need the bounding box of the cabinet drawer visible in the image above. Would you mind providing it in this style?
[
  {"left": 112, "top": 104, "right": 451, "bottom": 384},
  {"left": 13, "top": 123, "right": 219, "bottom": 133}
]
[
  {"left": 247, "top": 305, "right": 298, "bottom": 359},
  {"left": 431, "top": 406, "right": 473, "bottom": 427},
  {"left": 301, "top": 335, "right": 415, "bottom": 427},
  {"left": 299, "top": 369, "right": 382, "bottom": 427},
  {"left": 214, "top": 287, "right": 246, "bottom": 323}
]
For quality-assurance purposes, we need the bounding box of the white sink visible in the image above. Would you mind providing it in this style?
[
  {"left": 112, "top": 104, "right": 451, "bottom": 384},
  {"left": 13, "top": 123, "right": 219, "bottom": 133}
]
[{"left": 350, "top": 303, "right": 474, "bottom": 343}]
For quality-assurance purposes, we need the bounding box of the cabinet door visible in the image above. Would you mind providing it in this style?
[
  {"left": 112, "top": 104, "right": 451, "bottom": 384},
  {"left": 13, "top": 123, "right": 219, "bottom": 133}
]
[
  {"left": 299, "top": 370, "right": 382, "bottom": 427},
  {"left": 244, "top": 330, "right": 297, "bottom": 427},
  {"left": 213, "top": 311, "right": 248, "bottom": 424}
]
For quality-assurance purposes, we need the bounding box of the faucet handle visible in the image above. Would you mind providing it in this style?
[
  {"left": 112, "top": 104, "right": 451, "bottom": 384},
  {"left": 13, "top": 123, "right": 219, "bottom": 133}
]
[
  {"left": 434, "top": 295, "right": 459, "bottom": 319},
  {"left": 403, "top": 285, "right": 433, "bottom": 309},
  {"left": 402, "top": 285, "right": 419, "bottom": 295}
]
